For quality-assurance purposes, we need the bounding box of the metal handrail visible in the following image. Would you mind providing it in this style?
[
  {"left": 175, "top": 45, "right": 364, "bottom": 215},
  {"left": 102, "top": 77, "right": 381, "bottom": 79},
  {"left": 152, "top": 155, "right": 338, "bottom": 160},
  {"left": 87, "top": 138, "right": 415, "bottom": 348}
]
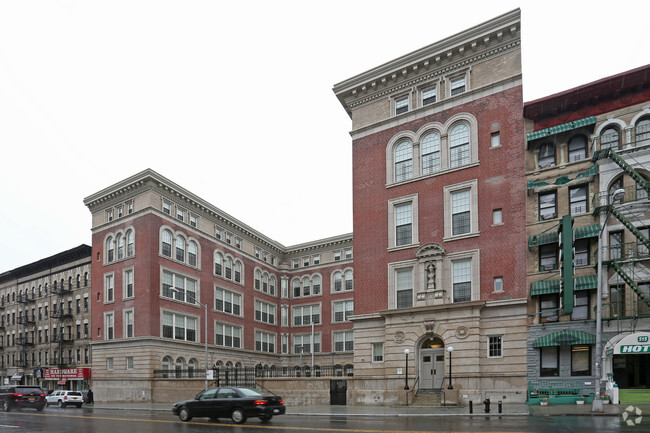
[{"left": 406, "top": 376, "right": 420, "bottom": 406}]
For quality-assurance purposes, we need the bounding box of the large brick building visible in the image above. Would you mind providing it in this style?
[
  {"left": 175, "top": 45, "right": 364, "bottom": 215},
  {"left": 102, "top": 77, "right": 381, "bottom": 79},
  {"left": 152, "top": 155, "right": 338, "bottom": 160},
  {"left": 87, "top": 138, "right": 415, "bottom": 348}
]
[{"left": 333, "top": 9, "right": 528, "bottom": 404}]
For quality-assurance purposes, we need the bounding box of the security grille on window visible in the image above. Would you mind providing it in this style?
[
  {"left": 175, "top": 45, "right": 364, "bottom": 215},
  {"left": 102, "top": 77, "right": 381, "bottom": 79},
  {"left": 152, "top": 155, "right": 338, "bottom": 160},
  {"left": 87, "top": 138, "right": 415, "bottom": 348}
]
[
  {"left": 396, "top": 269, "right": 413, "bottom": 309},
  {"left": 450, "top": 76, "right": 466, "bottom": 96},
  {"left": 452, "top": 260, "right": 471, "bottom": 302},
  {"left": 395, "top": 203, "right": 412, "bottom": 246},
  {"left": 395, "top": 96, "right": 409, "bottom": 115},
  {"left": 451, "top": 189, "right": 471, "bottom": 235}
]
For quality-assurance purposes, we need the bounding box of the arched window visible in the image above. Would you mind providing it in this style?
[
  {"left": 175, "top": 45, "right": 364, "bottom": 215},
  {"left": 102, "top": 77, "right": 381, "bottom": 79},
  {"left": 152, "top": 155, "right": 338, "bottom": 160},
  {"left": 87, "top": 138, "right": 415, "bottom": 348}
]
[
  {"left": 107, "top": 237, "right": 114, "bottom": 262},
  {"left": 116, "top": 233, "right": 124, "bottom": 259},
  {"left": 84, "top": 273, "right": 89, "bottom": 287},
  {"left": 601, "top": 127, "right": 620, "bottom": 150},
  {"left": 333, "top": 272, "right": 343, "bottom": 292},
  {"left": 269, "top": 275, "right": 276, "bottom": 295},
  {"left": 262, "top": 273, "right": 269, "bottom": 293},
  {"left": 421, "top": 132, "right": 441, "bottom": 174},
  {"left": 345, "top": 270, "right": 354, "bottom": 290},
  {"left": 175, "top": 237, "right": 185, "bottom": 261},
  {"left": 225, "top": 257, "right": 232, "bottom": 279},
  {"left": 162, "top": 356, "right": 173, "bottom": 378},
  {"left": 636, "top": 174, "right": 649, "bottom": 200},
  {"left": 636, "top": 118, "right": 650, "bottom": 146},
  {"left": 312, "top": 275, "right": 321, "bottom": 294},
  {"left": 214, "top": 252, "right": 223, "bottom": 276},
  {"left": 188, "top": 241, "right": 197, "bottom": 266},
  {"left": 161, "top": 230, "right": 172, "bottom": 257},
  {"left": 609, "top": 177, "right": 624, "bottom": 204},
  {"left": 255, "top": 269, "right": 261, "bottom": 290},
  {"left": 175, "top": 357, "right": 185, "bottom": 378},
  {"left": 187, "top": 358, "right": 196, "bottom": 378},
  {"left": 234, "top": 261, "right": 242, "bottom": 283},
  {"left": 292, "top": 278, "right": 301, "bottom": 298},
  {"left": 449, "top": 123, "right": 470, "bottom": 167},
  {"left": 568, "top": 135, "right": 587, "bottom": 162},
  {"left": 68, "top": 277, "right": 73, "bottom": 289},
  {"left": 302, "top": 277, "right": 311, "bottom": 296},
  {"left": 394, "top": 140, "right": 413, "bottom": 182},
  {"left": 76, "top": 274, "right": 81, "bottom": 288},
  {"left": 126, "top": 230, "right": 135, "bottom": 256}
]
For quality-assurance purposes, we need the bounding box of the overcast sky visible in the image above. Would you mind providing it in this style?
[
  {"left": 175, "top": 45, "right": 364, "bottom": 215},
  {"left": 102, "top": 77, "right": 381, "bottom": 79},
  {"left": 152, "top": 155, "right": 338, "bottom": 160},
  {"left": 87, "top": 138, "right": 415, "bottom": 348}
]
[{"left": 1, "top": 1, "right": 648, "bottom": 272}]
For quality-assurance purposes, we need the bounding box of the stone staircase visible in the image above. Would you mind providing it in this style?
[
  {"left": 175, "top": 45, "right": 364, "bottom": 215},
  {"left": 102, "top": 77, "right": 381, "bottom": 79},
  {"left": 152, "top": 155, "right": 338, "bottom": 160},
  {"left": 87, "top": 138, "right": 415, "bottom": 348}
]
[{"left": 411, "top": 389, "right": 443, "bottom": 407}]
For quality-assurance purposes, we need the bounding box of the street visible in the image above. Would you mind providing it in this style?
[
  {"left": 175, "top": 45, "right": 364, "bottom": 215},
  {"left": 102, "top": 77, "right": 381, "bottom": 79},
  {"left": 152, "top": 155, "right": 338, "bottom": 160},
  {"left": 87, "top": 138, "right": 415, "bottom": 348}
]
[{"left": 0, "top": 407, "right": 647, "bottom": 433}]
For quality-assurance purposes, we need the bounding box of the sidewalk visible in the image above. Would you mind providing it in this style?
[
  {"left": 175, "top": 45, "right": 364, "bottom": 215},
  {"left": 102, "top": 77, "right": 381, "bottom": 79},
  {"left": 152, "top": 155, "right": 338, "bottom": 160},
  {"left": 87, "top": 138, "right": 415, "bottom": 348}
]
[{"left": 90, "top": 401, "right": 648, "bottom": 417}]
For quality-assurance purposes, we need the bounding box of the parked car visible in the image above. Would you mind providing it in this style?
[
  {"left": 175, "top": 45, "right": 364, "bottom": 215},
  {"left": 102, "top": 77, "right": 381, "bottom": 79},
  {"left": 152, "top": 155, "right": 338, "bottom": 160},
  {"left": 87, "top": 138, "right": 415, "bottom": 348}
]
[
  {"left": 45, "top": 390, "right": 84, "bottom": 408},
  {"left": 0, "top": 385, "right": 46, "bottom": 412},
  {"left": 171, "top": 386, "right": 285, "bottom": 423}
]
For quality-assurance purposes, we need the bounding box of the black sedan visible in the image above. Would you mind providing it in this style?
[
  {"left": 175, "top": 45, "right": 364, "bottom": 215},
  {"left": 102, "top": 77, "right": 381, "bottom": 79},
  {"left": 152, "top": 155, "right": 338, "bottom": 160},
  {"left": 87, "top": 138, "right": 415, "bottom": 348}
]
[{"left": 171, "top": 386, "right": 285, "bottom": 423}]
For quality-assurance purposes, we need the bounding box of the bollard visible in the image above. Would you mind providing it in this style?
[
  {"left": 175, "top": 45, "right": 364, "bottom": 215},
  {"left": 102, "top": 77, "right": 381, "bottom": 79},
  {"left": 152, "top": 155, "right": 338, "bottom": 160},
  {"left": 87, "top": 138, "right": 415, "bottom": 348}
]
[
  {"left": 469, "top": 400, "right": 473, "bottom": 414},
  {"left": 483, "top": 398, "right": 491, "bottom": 413},
  {"left": 498, "top": 400, "right": 502, "bottom": 418}
]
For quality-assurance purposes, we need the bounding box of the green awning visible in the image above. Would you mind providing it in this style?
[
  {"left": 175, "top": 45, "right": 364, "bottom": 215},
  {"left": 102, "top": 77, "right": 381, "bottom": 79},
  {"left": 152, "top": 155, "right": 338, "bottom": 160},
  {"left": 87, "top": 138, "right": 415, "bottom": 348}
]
[
  {"left": 527, "top": 180, "right": 550, "bottom": 189},
  {"left": 576, "top": 165, "right": 598, "bottom": 178},
  {"left": 528, "top": 231, "right": 559, "bottom": 247},
  {"left": 575, "top": 275, "right": 598, "bottom": 291},
  {"left": 530, "top": 279, "right": 561, "bottom": 296},
  {"left": 526, "top": 116, "right": 597, "bottom": 141},
  {"left": 533, "top": 329, "right": 596, "bottom": 348},
  {"left": 574, "top": 224, "right": 601, "bottom": 240}
]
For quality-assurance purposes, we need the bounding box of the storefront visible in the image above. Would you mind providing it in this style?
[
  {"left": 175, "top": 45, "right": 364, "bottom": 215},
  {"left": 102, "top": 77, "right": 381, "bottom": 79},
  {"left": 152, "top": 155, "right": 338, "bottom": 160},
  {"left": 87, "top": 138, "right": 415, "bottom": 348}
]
[
  {"left": 605, "top": 332, "right": 650, "bottom": 389},
  {"left": 40, "top": 368, "right": 91, "bottom": 391}
]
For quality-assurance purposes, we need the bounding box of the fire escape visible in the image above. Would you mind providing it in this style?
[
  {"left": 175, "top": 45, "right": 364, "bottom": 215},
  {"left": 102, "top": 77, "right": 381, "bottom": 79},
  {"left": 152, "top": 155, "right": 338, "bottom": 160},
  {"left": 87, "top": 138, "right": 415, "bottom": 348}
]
[
  {"left": 592, "top": 135, "right": 650, "bottom": 329},
  {"left": 51, "top": 280, "right": 74, "bottom": 367},
  {"left": 16, "top": 290, "right": 36, "bottom": 369}
]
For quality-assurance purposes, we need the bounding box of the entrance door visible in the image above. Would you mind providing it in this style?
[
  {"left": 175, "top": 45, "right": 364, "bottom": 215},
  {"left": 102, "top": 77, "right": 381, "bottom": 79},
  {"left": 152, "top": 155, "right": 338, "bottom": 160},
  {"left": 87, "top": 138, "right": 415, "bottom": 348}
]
[{"left": 420, "top": 349, "right": 445, "bottom": 389}]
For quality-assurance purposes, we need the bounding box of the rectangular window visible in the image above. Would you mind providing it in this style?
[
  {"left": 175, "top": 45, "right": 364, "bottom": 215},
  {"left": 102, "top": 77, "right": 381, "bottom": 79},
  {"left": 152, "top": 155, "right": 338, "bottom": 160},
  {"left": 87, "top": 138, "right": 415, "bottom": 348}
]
[
  {"left": 396, "top": 269, "right": 413, "bottom": 309},
  {"left": 572, "top": 291, "right": 589, "bottom": 320},
  {"left": 571, "top": 345, "right": 591, "bottom": 376},
  {"left": 162, "top": 201, "right": 171, "bottom": 215},
  {"left": 539, "top": 244, "right": 558, "bottom": 271},
  {"left": 422, "top": 86, "right": 436, "bottom": 105},
  {"left": 372, "top": 342, "right": 384, "bottom": 362},
  {"left": 124, "top": 309, "right": 134, "bottom": 338},
  {"left": 452, "top": 260, "right": 471, "bottom": 302},
  {"left": 293, "top": 333, "right": 321, "bottom": 354},
  {"left": 493, "top": 277, "right": 503, "bottom": 293},
  {"left": 395, "top": 95, "right": 409, "bottom": 115},
  {"left": 538, "top": 143, "right": 555, "bottom": 168},
  {"left": 490, "top": 132, "right": 500, "bottom": 148},
  {"left": 215, "top": 288, "right": 242, "bottom": 316},
  {"left": 105, "top": 274, "right": 114, "bottom": 303},
  {"left": 161, "top": 311, "right": 197, "bottom": 342},
  {"left": 540, "top": 294, "right": 559, "bottom": 323},
  {"left": 105, "top": 312, "right": 114, "bottom": 340},
  {"left": 568, "top": 136, "right": 587, "bottom": 161},
  {"left": 215, "top": 323, "right": 242, "bottom": 348},
  {"left": 451, "top": 189, "right": 471, "bottom": 235},
  {"left": 313, "top": 255, "right": 320, "bottom": 265},
  {"left": 539, "top": 191, "right": 557, "bottom": 220},
  {"left": 161, "top": 270, "right": 197, "bottom": 304},
  {"left": 540, "top": 346, "right": 559, "bottom": 376},
  {"left": 569, "top": 185, "right": 588, "bottom": 215},
  {"left": 574, "top": 239, "right": 589, "bottom": 266},
  {"left": 106, "top": 357, "right": 114, "bottom": 370},
  {"left": 124, "top": 269, "right": 134, "bottom": 298},
  {"left": 176, "top": 207, "right": 184, "bottom": 221},
  {"left": 255, "top": 330, "right": 276, "bottom": 353},
  {"left": 638, "top": 228, "right": 649, "bottom": 256},
  {"left": 333, "top": 251, "right": 341, "bottom": 261},
  {"left": 493, "top": 209, "right": 502, "bottom": 225},
  {"left": 450, "top": 76, "right": 466, "bottom": 95},
  {"left": 334, "top": 331, "right": 354, "bottom": 352},
  {"left": 126, "top": 356, "right": 134, "bottom": 370},
  {"left": 395, "top": 203, "right": 413, "bottom": 246},
  {"left": 189, "top": 214, "right": 197, "bottom": 227},
  {"left": 488, "top": 336, "right": 503, "bottom": 358},
  {"left": 610, "top": 285, "right": 626, "bottom": 317},
  {"left": 255, "top": 300, "right": 276, "bottom": 325},
  {"left": 609, "top": 231, "right": 623, "bottom": 260},
  {"left": 282, "top": 334, "right": 289, "bottom": 354},
  {"left": 333, "top": 300, "right": 353, "bottom": 322},
  {"left": 292, "top": 304, "right": 320, "bottom": 326}
]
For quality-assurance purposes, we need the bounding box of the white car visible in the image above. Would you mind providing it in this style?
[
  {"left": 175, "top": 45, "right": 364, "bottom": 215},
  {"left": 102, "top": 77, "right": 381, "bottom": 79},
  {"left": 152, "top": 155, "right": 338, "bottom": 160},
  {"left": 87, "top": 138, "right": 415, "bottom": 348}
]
[{"left": 46, "top": 390, "right": 84, "bottom": 408}]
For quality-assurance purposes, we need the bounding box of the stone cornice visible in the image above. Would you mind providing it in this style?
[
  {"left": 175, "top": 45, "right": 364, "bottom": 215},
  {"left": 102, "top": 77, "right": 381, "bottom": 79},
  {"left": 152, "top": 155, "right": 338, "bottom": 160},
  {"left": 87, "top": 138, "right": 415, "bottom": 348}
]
[{"left": 333, "top": 9, "right": 521, "bottom": 116}]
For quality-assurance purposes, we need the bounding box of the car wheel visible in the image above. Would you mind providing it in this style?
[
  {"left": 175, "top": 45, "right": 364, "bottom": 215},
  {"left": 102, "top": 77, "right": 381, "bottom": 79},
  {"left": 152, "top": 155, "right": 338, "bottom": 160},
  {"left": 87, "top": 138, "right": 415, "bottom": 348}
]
[
  {"left": 178, "top": 406, "right": 192, "bottom": 422},
  {"left": 231, "top": 408, "right": 247, "bottom": 424},
  {"left": 58, "top": 400, "right": 66, "bottom": 408},
  {"left": 37, "top": 405, "right": 45, "bottom": 412},
  {"left": 2, "top": 400, "right": 11, "bottom": 412},
  {"left": 260, "top": 415, "right": 273, "bottom": 422}
]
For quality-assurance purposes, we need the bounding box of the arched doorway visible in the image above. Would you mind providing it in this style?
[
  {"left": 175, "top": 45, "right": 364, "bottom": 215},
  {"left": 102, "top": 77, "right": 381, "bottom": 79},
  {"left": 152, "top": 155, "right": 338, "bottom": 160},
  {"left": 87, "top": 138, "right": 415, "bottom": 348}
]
[{"left": 419, "top": 336, "right": 446, "bottom": 389}]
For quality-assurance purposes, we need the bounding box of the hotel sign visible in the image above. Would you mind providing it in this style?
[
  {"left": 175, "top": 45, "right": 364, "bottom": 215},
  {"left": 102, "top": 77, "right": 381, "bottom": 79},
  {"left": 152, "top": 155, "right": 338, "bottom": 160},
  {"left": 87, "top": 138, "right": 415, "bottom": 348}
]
[
  {"left": 619, "top": 345, "right": 650, "bottom": 353},
  {"left": 613, "top": 332, "right": 650, "bottom": 355}
]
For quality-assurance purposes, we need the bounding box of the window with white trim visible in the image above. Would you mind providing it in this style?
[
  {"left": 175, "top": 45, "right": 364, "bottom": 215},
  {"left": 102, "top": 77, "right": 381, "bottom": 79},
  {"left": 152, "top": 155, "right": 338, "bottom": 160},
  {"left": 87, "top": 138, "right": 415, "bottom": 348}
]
[
  {"left": 396, "top": 268, "right": 413, "bottom": 309},
  {"left": 421, "top": 86, "right": 436, "bottom": 105},
  {"left": 255, "top": 330, "right": 275, "bottom": 353},
  {"left": 452, "top": 259, "right": 471, "bottom": 303},
  {"left": 449, "top": 123, "right": 470, "bottom": 167},
  {"left": 294, "top": 333, "right": 320, "bottom": 353},
  {"left": 451, "top": 189, "right": 471, "bottom": 235},
  {"left": 215, "top": 287, "right": 242, "bottom": 316},
  {"left": 123, "top": 268, "right": 134, "bottom": 299},
  {"left": 255, "top": 300, "right": 276, "bottom": 325},
  {"left": 493, "top": 277, "right": 503, "bottom": 293},
  {"left": 395, "top": 202, "right": 412, "bottom": 246},
  {"left": 124, "top": 309, "right": 134, "bottom": 338},
  {"left": 162, "top": 311, "right": 196, "bottom": 342},
  {"left": 395, "top": 95, "right": 409, "bottom": 115},
  {"left": 162, "top": 200, "right": 171, "bottom": 215},
  {"left": 444, "top": 180, "right": 478, "bottom": 239},
  {"left": 395, "top": 140, "right": 413, "bottom": 182},
  {"left": 488, "top": 335, "right": 503, "bottom": 358},
  {"left": 450, "top": 76, "right": 466, "bottom": 96},
  {"left": 421, "top": 132, "right": 441, "bottom": 175},
  {"left": 293, "top": 304, "right": 320, "bottom": 326},
  {"left": 333, "top": 300, "right": 353, "bottom": 322},
  {"left": 215, "top": 322, "right": 241, "bottom": 348},
  {"left": 334, "top": 330, "right": 354, "bottom": 352},
  {"left": 105, "top": 274, "right": 114, "bottom": 303},
  {"left": 161, "top": 270, "right": 197, "bottom": 304},
  {"left": 105, "top": 312, "right": 114, "bottom": 340},
  {"left": 372, "top": 342, "right": 384, "bottom": 362},
  {"left": 491, "top": 132, "right": 500, "bottom": 148}
]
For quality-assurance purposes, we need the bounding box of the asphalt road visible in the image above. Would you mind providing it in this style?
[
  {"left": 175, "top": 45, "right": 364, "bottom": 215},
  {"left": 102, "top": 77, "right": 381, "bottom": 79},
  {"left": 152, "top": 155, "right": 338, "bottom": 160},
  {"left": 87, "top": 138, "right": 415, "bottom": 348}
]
[{"left": 0, "top": 406, "right": 646, "bottom": 432}]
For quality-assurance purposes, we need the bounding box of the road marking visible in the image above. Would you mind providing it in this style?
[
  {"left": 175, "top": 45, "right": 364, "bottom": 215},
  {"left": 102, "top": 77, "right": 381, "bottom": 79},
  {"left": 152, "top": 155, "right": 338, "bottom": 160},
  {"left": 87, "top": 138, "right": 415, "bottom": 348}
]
[{"left": 4, "top": 411, "right": 531, "bottom": 433}]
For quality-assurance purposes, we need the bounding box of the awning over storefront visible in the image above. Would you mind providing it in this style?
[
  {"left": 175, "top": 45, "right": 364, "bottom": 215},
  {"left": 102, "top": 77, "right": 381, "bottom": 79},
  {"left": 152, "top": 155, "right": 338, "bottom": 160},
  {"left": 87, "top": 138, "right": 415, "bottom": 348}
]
[
  {"left": 574, "top": 224, "right": 601, "bottom": 240},
  {"left": 533, "top": 329, "right": 596, "bottom": 348},
  {"left": 526, "top": 116, "right": 597, "bottom": 141},
  {"left": 10, "top": 372, "right": 24, "bottom": 380},
  {"left": 528, "top": 231, "right": 559, "bottom": 247},
  {"left": 530, "top": 278, "right": 561, "bottom": 296},
  {"left": 575, "top": 275, "right": 598, "bottom": 291}
]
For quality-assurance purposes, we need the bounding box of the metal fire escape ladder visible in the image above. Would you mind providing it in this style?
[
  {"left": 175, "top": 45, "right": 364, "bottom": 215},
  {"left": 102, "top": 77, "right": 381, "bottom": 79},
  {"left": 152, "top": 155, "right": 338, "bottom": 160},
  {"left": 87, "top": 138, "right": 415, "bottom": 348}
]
[
  {"left": 609, "top": 261, "right": 650, "bottom": 307},
  {"left": 592, "top": 148, "right": 650, "bottom": 196},
  {"left": 610, "top": 207, "right": 650, "bottom": 252}
]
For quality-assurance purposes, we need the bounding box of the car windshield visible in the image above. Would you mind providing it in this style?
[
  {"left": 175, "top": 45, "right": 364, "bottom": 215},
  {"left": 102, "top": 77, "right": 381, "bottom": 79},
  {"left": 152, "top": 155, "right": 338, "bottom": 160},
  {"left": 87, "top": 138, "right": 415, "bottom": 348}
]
[{"left": 237, "top": 388, "right": 264, "bottom": 397}]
